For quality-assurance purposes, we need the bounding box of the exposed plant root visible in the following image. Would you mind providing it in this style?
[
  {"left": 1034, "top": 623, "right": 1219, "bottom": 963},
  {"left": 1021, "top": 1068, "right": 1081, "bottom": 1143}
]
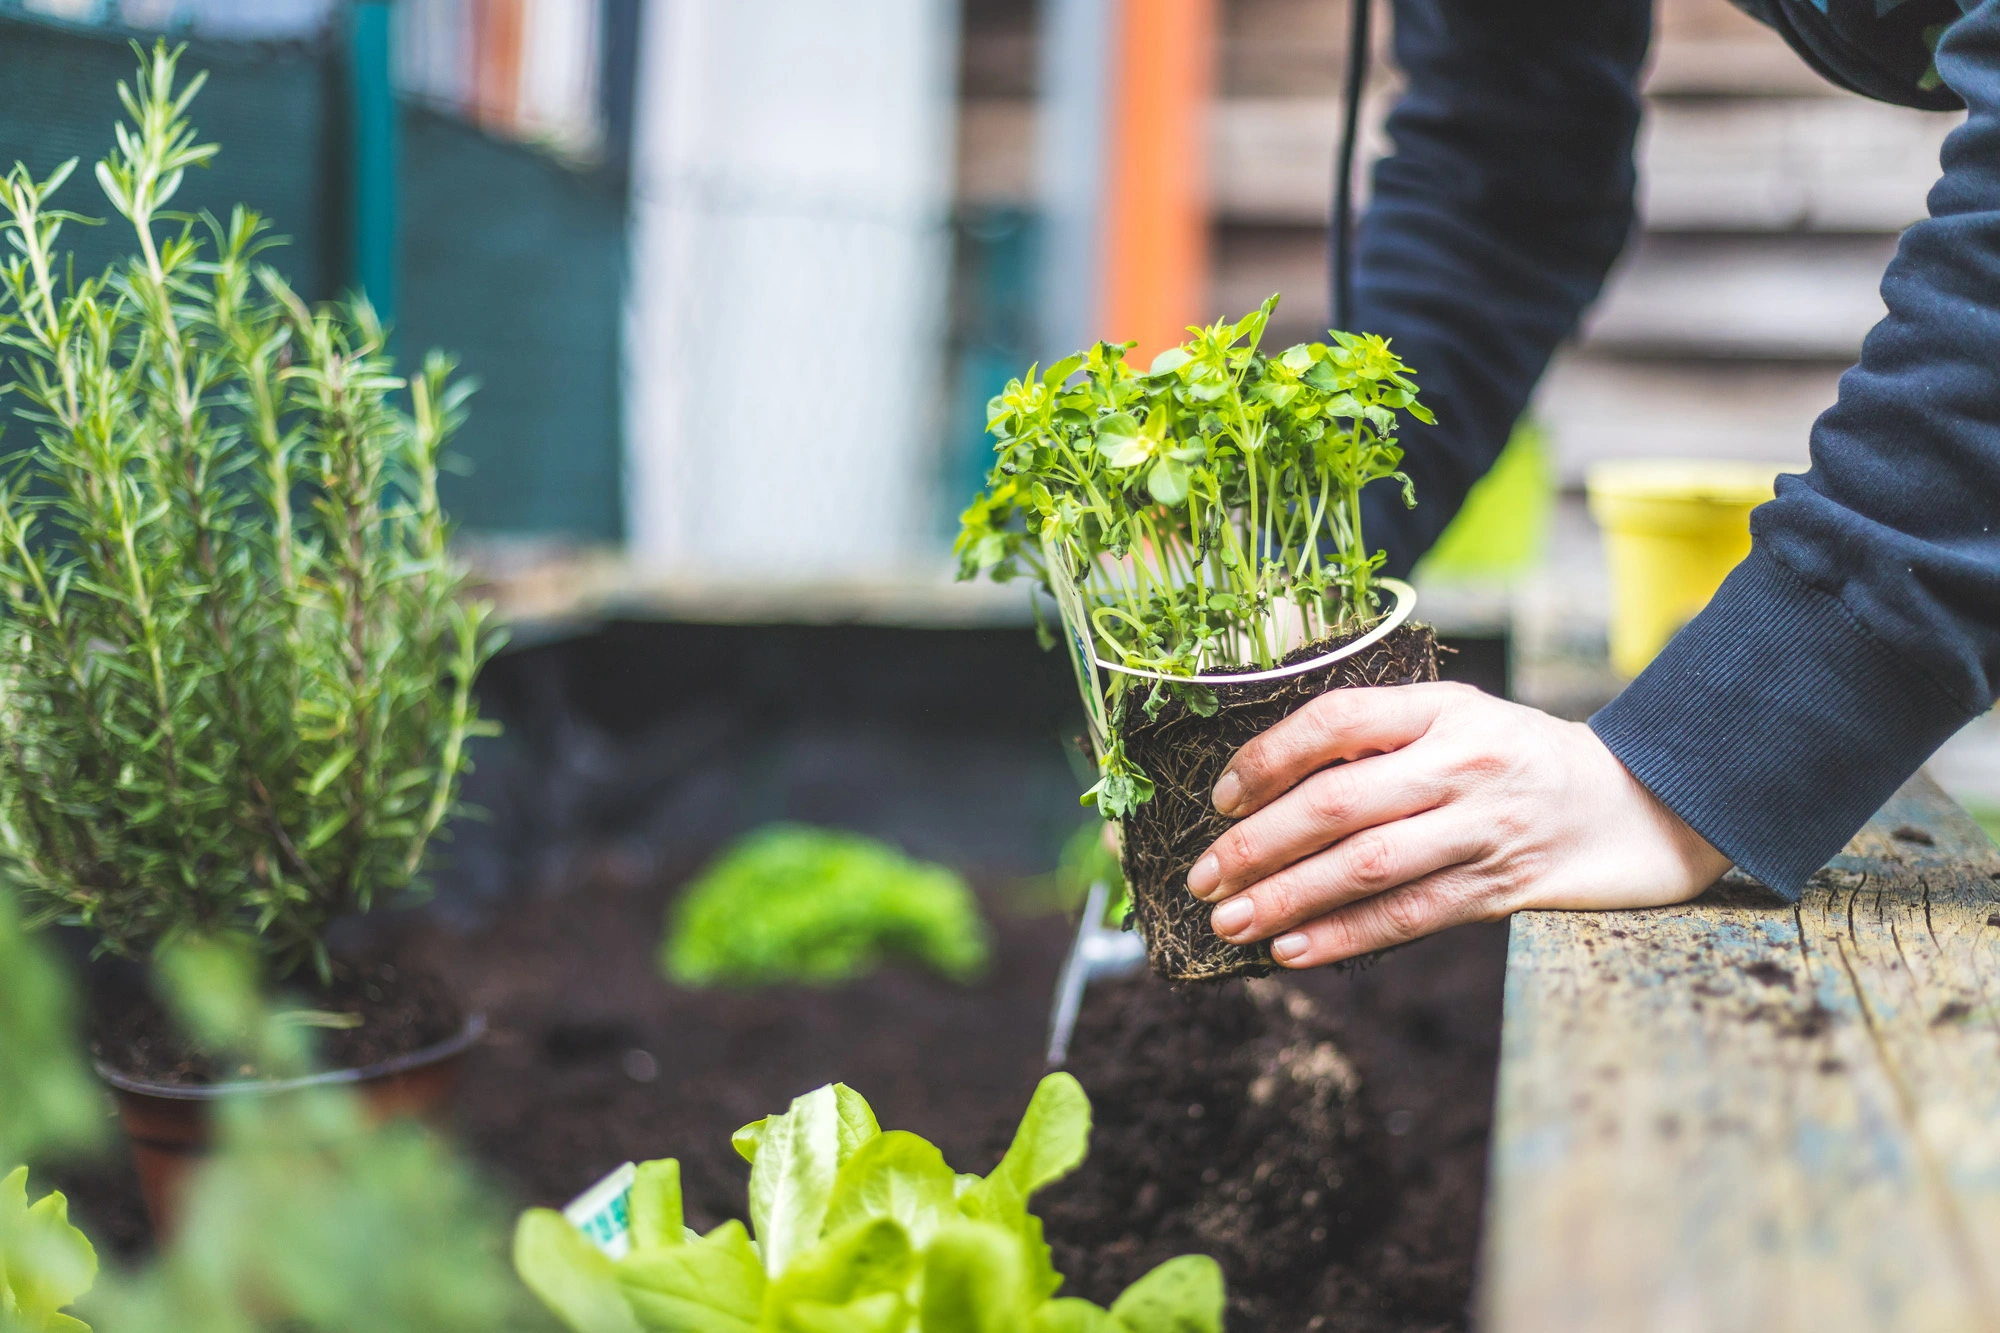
[{"left": 1118, "top": 622, "right": 1440, "bottom": 982}]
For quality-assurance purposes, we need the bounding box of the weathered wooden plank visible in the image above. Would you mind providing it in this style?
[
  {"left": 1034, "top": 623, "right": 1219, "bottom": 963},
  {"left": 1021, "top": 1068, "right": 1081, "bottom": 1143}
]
[{"left": 1482, "top": 771, "right": 2000, "bottom": 1333}]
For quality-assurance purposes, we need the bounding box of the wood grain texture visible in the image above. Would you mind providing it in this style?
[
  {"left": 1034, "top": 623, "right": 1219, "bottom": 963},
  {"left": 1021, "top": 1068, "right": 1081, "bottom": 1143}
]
[{"left": 1482, "top": 771, "right": 2000, "bottom": 1333}]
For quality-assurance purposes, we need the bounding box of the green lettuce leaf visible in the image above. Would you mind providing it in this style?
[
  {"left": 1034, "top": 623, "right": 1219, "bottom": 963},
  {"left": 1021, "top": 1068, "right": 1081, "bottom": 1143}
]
[
  {"left": 1033, "top": 1298, "right": 1121, "bottom": 1333},
  {"left": 768, "top": 1217, "right": 914, "bottom": 1310},
  {"left": 917, "top": 1222, "right": 1032, "bottom": 1333},
  {"left": 0, "top": 1167, "right": 96, "bottom": 1333},
  {"left": 824, "top": 1132, "right": 958, "bottom": 1250},
  {"left": 628, "top": 1160, "right": 686, "bottom": 1251},
  {"left": 511, "top": 1208, "right": 641, "bottom": 1333},
  {"left": 748, "top": 1088, "right": 844, "bottom": 1275},
  {"left": 1108, "top": 1256, "right": 1225, "bottom": 1333},
  {"left": 986, "top": 1074, "right": 1091, "bottom": 1204},
  {"left": 617, "top": 1220, "right": 765, "bottom": 1333}
]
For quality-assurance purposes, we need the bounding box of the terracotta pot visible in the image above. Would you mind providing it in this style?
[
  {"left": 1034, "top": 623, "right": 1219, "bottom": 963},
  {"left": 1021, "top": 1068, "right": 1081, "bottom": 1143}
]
[{"left": 96, "top": 1013, "right": 486, "bottom": 1238}]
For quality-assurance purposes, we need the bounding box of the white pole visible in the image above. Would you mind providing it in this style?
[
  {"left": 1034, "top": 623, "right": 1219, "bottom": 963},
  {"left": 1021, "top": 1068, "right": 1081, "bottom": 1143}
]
[
  {"left": 624, "top": 0, "right": 961, "bottom": 579},
  {"left": 1036, "top": 0, "right": 1113, "bottom": 360}
]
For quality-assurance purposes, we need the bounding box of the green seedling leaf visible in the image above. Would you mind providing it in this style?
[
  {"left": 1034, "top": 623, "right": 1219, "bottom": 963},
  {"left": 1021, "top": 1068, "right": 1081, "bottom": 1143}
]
[
  {"left": 825, "top": 1131, "right": 959, "bottom": 1249},
  {"left": 1108, "top": 1256, "right": 1225, "bottom": 1333},
  {"left": 1172, "top": 684, "right": 1219, "bottom": 719},
  {"left": 748, "top": 1086, "right": 844, "bottom": 1276},
  {"left": 513, "top": 1208, "right": 642, "bottom": 1333},
  {"left": 1043, "top": 354, "right": 1083, "bottom": 386},
  {"left": 1093, "top": 414, "right": 1150, "bottom": 470},
  {"left": 1146, "top": 458, "right": 1190, "bottom": 506},
  {"left": 917, "top": 1221, "right": 1033, "bottom": 1333},
  {"left": 1035, "top": 1299, "right": 1122, "bottom": 1333},
  {"left": 617, "top": 1220, "right": 765, "bottom": 1333},
  {"left": 1147, "top": 347, "right": 1192, "bottom": 377},
  {"left": 629, "top": 1160, "right": 686, "bottom": 1251}
]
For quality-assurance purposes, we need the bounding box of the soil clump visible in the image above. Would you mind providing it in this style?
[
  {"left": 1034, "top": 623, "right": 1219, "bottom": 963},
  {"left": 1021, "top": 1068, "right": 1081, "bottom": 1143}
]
[{"left": 1039, "top": 977, "right": 1384, "bottom": 1316}]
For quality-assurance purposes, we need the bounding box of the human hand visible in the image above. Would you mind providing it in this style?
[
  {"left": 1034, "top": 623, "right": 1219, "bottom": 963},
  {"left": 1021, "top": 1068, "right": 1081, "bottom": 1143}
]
[{"left": 1187, "top": 682, "right": 1731, "bottom": 969}]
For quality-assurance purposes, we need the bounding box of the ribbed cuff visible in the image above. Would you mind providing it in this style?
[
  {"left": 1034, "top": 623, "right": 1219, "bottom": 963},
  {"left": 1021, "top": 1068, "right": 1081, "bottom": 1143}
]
[{"left": 1590, "top": 548, "right": 1977, "bottom": 898}]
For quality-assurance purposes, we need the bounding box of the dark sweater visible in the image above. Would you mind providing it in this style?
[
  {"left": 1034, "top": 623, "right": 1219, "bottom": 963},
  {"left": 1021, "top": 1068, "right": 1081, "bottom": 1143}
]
[{"left": 1353, "top": 0, "right": 2000, "bottom": 895}]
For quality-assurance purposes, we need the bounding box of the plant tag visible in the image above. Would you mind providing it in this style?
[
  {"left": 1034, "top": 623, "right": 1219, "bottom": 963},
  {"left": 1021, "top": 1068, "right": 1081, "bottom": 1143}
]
[{"left": 562, "top": 1161, "right": 637, "bottom": 1258}]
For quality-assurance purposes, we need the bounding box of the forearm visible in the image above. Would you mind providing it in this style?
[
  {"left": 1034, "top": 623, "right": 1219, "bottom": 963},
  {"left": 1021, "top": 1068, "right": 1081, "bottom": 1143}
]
[
  {"left": 1352, "top": 0, "right": 1652, "bottom": 572},
  {"left": 1595, "top": 0, "right": 2000, "bottom": 894}
]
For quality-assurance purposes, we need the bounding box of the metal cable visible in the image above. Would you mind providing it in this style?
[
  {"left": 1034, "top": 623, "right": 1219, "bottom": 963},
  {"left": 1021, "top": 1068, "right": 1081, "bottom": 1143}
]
[{"left": 1332, "top": 0, "right": 1373, "bottom": 331}]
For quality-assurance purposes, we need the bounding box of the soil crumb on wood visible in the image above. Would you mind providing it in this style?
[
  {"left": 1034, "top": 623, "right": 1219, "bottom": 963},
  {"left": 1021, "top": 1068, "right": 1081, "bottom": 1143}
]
[{"left": 1118, "top": 621, "right": 1439, "bottom": 983}]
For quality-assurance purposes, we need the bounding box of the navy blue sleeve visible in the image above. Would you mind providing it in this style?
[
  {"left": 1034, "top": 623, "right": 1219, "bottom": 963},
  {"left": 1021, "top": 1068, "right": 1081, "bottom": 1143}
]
[
  {"left": 1592, "top": 0, "right": 2000, "bottom": 894},
  {"left": 1351, "top": 0, "right": 1653, "bottom": 573}
]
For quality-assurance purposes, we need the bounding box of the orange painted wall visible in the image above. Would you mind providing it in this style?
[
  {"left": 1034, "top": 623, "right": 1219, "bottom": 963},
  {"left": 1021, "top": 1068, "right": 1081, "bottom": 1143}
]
[{"left": 1101, "top": 0, "right": 1218, "bottom": 367}]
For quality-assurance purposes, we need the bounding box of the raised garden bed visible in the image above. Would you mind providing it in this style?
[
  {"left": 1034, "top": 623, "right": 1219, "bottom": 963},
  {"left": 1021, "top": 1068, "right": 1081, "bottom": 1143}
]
[{"left": 50, "top": 850, "right": 1505, "bottom": 1331}]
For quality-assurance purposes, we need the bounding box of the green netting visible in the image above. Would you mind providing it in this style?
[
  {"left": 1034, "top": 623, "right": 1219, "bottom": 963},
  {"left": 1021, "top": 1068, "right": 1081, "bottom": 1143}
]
[
  {"left": 402, "top": 109, "right": 624, "bottom": 543},
  {"left": 0, "top": 16, "right": 625, "bottom": 542},
  {"left": 0, "top": 17, "right": 335, "bottom": 294}
]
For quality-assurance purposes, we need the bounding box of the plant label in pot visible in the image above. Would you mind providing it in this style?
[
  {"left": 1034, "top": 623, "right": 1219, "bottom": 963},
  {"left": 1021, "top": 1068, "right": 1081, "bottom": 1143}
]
[{"left": 956, "top": 297, "right": 1438, "bottom": 981}]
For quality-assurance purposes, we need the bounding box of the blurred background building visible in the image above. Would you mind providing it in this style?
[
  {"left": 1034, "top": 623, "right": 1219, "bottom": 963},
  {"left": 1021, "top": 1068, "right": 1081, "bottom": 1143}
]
[{"left": 0, "top": 0, "right": 1991, "bottom": 856}]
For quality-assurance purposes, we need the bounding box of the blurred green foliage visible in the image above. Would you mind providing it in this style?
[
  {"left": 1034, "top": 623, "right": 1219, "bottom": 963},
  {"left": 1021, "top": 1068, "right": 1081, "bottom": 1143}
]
[
  {"left": 0, "top": 885, "right": 551, "bottom": 1331},
  {"left": 1016, "top": 821, "right": 1130, "bottom": 926},
  {"left": 662, "top": 826, "right": 991, "bottom": 988},
  {"left": 1414, "top": 422, "right": 1554, "bottom": 582},
  {"left": 0, "top": 889, "right": 101, "bottom": 1170},
  {"left": 1, "top": 1166, "right": 96, "bottom": 1332}
]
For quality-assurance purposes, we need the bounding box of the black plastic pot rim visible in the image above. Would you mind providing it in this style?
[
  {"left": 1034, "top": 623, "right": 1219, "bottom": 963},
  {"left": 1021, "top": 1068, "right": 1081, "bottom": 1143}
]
[{"left": 94, "top": 1012, "right": 487, "bottom": 1101}]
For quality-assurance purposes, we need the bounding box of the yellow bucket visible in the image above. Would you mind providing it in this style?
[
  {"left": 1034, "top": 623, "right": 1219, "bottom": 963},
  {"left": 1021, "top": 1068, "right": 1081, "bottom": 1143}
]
[{"left": 1586, "top": 460, "right": 1798, "bottom": 678}]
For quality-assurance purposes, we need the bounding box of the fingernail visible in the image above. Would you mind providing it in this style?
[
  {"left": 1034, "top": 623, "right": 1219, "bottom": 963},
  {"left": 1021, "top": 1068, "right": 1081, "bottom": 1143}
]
[
  {"left": 1211, "top": 897, "right": 1253, "bottom": 937},
  {"left": 1212, "top": 770, "right": 1242, "bottom": 814},
  {"left": 1186, "top": 855, "right": 1220, "bottom": 899},
  {"left": 1271, "top": 932, "right": 1309, "bottom": 963}
]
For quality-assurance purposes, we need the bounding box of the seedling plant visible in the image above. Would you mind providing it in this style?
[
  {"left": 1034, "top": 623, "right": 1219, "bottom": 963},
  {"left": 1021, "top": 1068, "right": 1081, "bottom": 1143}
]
[
  {"left": 955, "top": 296, "right": 1431, "bottom": 817},
  {"left": 662, "top": 825, "right": 990, "bottom": 988},
  {"left": 515, "top": 1074, "right": 1226, "bottom": 1332}
]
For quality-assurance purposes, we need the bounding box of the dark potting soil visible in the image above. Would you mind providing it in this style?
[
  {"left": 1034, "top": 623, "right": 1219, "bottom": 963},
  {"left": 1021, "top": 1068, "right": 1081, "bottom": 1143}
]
[
  {"left": 1119, "top": 621, "right": 1441, "bottom": 982},
  {"left": 88, "top": 950, "right": 463, "bottom": 1086},
  {"left": 1042, "top": 947, "right": 1505, "bottom": 1332},
  {"left": 48, "top": 853, "right": 1506, "bottom": 1333},
  {"left": 1038, "top": 977, "right": 1384, "bottom": 1314}
]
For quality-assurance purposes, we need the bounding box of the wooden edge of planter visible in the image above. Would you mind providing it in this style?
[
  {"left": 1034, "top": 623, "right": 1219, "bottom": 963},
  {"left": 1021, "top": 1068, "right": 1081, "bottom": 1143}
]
[
  {"left": 95, "top": 1012, "right": 488, "bottom": 1100},
  {"left": 1479, "top": 770, "right": 2000, "bottom": 1332}
]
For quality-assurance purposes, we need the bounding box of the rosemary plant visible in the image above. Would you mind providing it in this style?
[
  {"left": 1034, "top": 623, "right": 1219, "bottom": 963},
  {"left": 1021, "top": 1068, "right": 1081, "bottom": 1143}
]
[
  {"left": 0, "top": 45, "right": 499, "bottom": 980},
  {"left": 955, "top": 297, "right": 1431, "bottom": 815}
]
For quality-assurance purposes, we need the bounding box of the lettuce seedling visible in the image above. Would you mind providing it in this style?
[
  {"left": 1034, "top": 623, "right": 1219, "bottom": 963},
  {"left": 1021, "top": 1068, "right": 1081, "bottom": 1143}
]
[
  {"left": 954, "top": 298, "right": 1431, "bottom": 815},
  {"left": 514, "top": 1075, "right": 1226, "bottom": 1333},
  {"left": 0, "top": 1168, "right": 97, "bottom": 1332},
  {"left": 662, "top": 826, "right": 991, "bottom": 988}
]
